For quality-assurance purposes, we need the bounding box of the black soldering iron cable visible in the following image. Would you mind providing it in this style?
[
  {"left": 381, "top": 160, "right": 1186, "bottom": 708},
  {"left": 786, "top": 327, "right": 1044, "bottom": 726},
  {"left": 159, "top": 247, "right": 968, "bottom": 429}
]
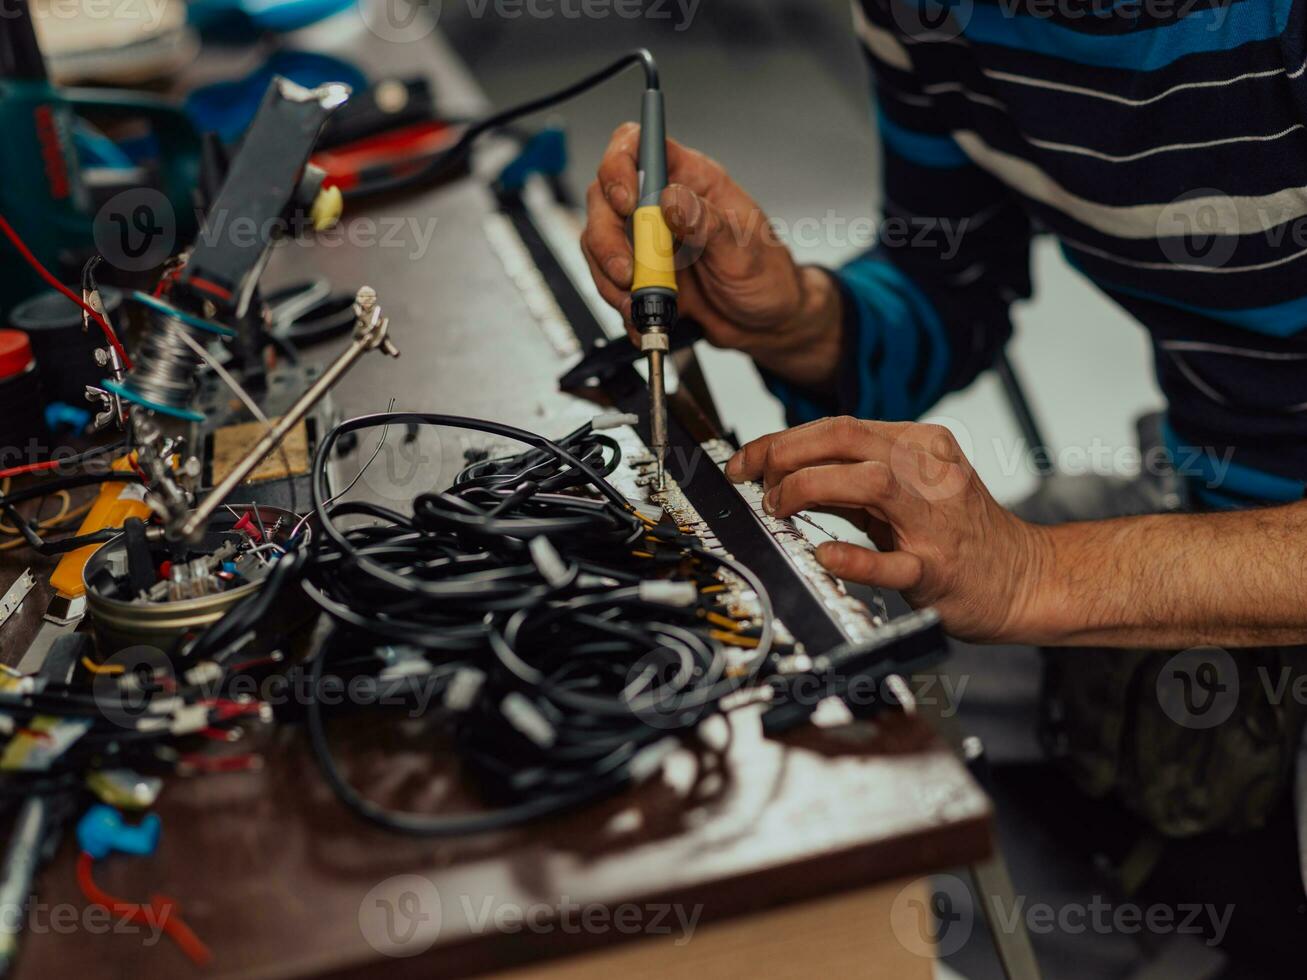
[{"left": 342, "top": 49, "right": 660, "bottom": 201}]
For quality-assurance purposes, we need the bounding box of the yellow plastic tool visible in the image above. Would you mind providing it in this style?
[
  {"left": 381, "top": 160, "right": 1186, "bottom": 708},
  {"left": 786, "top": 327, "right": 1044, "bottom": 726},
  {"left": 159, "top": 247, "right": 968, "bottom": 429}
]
[{"left": 48, "top": 455, "right": 150, "bottom": 600}]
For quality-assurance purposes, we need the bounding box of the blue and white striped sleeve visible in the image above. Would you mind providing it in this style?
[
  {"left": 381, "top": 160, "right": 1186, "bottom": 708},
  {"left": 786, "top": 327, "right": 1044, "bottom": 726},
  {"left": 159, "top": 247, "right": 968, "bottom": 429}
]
[{"left": 765, "top": 0, "right": 1033, "bottom": 425}]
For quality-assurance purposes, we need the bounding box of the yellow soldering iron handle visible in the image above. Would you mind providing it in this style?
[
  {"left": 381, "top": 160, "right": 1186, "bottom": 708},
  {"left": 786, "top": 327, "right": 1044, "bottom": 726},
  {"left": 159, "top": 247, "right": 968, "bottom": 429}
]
[
  {"left": 632, "top": 204, "right": 678, "bottom": 294},
  {"left": 630, "top": 85, "right": 680, "bottom": 326},
  {"left": 48, "top": 455, "right": 151, "bottom": 600}
]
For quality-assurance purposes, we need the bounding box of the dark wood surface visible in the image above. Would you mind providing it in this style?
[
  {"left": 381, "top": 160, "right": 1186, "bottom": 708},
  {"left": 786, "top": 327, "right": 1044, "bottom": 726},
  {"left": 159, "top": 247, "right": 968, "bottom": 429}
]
[{"left": 1, "top": 17, "right": 991, "bottom": 979}]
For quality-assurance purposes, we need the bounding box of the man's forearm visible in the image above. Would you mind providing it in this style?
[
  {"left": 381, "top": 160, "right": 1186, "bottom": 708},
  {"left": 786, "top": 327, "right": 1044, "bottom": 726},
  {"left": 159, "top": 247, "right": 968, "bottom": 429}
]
[{"left": 1018, "top": 501, "right": 1307, "bottom": 648}]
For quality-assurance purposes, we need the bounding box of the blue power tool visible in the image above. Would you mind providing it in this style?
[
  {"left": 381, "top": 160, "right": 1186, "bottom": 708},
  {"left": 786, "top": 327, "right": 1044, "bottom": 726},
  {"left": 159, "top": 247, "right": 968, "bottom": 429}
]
[{"left": 0, "top": 0, "right": 199, "bottom": 315}]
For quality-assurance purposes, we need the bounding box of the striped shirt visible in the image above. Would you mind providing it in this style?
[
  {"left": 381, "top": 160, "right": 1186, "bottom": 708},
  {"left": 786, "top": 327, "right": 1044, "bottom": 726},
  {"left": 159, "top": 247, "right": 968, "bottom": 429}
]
[{"left": 769, "top": 0, "right": 1307, "bottom": 509}]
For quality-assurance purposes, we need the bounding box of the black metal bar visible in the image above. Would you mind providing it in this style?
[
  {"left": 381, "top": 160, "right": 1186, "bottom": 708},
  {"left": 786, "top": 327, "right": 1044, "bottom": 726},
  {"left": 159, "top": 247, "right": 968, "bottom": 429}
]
[{"left": 994, "top": 349, "right": 1054, "bottom": 479}]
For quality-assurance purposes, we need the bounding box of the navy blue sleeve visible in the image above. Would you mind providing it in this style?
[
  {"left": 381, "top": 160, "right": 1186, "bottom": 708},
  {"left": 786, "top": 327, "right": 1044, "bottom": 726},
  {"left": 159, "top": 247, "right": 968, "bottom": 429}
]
[{"left": 765, "top": 1, "right": 1033, "bottom": 425}]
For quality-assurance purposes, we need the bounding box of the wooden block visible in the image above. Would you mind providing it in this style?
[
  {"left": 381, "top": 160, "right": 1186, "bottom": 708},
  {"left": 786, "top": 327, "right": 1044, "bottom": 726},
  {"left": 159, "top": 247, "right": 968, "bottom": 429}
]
[{"left": 210, "top": 417, "right": 310, "bottom": 486}]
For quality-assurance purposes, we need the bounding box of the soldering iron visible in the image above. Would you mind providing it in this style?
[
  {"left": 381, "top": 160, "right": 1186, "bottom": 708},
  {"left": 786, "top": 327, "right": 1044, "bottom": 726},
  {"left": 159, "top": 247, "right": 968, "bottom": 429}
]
[
  {"left": 628, "top": 63, "right": 678, "bottom": 490},
  {"left": 337, "top": 48, "right": 677, "bottom": 486}
]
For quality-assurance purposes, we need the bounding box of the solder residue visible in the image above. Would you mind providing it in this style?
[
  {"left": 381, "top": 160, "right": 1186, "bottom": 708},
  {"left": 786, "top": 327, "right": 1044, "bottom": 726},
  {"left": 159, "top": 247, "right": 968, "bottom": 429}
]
[{"left": 607, "top": 428, "right": 888, "bottom": 652}]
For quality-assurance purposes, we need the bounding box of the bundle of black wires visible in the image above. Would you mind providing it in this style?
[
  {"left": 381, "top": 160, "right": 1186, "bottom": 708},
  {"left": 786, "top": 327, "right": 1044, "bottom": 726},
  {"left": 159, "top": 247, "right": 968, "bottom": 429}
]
[{"left": 192, "top": 412, "right": 779, "bottom": 836}]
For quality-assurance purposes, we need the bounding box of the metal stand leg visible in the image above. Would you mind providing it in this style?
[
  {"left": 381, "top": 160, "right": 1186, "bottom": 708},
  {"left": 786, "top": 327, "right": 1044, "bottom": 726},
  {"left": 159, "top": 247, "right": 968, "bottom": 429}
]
[
  {"left": 913, "top": 675, "right": 1043, "bottom": 980},
  {"left": 994, "top": 348, "right": 1054, "bottom": 479},
  {"left": 968, "top": 847, "right": 1044, "bottom": 980}
]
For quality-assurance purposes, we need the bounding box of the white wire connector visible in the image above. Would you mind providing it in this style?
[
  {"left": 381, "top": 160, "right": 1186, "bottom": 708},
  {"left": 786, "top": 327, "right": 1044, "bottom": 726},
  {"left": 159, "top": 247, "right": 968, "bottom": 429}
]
[
  {"left": 592, "top": 413, "right": 639, "bottom": 431},
  {"left": 444, "top": 667, "right": 486, "bottom": 713},
  {"left": 628, "top": 737, "right": 679, "bottom": 782},
  {"left": 184, "top": 661, "right": 223, "bottom": 689},
  {"left": 168, "top": 704, "right": 211, "bottom": 736},
  {"left": 529, "top": 536, "right": 571, "bottom": 589},
  {"left": 637, "top": 580, "right": 699, "bottom": 607},
  {"left": 501, "top": 692, "right": 556, "bottom": 747}
]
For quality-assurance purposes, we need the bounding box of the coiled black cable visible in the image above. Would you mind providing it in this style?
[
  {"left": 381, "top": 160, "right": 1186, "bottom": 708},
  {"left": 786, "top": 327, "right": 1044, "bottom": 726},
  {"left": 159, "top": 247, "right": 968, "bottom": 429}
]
[{"left": 292, "top": 412, "right": 776, "bottom": 836}]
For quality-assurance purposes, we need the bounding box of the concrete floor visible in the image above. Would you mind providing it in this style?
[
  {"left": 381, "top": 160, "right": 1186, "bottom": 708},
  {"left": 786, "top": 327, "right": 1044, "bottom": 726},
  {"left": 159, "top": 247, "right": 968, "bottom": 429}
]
[{"left": 438, "top": 3, "right": 1251, "bottom": 978}]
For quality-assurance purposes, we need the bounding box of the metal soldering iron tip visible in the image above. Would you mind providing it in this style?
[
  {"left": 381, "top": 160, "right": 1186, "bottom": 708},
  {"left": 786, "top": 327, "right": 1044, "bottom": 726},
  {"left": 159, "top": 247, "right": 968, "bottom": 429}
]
[{"left": 647, "top": 347, "right": 668, "bottom": 492}]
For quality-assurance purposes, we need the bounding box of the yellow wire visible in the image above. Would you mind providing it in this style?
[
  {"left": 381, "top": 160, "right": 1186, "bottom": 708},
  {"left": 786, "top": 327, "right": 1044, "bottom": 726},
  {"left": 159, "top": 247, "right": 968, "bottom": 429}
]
[
  {"left": 0, "top": 489, "right": 72, "bottom": 534},
  {"left": 709, "top": 630, "right": 760, "bottom": 649},
  {"left": 702, "top": 610, "right": 743, "bottom": 632},
  {"left": 81, "top": 656, "right": 124, "bottom": 676}
]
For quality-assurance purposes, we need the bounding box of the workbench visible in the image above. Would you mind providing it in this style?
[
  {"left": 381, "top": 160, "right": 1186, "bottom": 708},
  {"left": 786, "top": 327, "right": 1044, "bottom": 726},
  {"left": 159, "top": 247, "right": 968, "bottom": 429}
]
[{"left": 0, "top": 15, "right": 993, "bottom": 978}]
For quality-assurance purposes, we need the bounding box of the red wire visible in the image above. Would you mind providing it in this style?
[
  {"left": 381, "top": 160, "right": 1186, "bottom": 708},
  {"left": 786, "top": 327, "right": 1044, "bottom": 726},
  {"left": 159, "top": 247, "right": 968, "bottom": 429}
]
[
  {"left": 75, "top": 852, "right": 212, "bottom": 967},
  {"left": 127, "top": 450, "right": 148, "bottom": 483},
  {"left": 0, "top": 213, "right": 133, "bottom": 371},
  {"left": 0, "top": 459, "right": 65, "bottom": 481}
]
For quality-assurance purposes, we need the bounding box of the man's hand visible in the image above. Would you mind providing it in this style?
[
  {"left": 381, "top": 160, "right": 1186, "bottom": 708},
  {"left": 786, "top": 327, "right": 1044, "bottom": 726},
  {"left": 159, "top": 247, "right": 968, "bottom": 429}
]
[
  {"left": 726, "top": 416, "right": 1051, "bottom": 643},
  {"left": 581, "top": 123, "right": 843, "bottom": 388}
]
